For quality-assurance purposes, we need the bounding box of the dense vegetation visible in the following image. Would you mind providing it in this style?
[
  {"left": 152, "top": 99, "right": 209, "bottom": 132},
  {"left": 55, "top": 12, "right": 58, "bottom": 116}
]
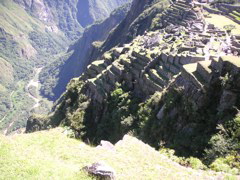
[{"left": 0, "top": 0, "right": 130, "bottom": 133}]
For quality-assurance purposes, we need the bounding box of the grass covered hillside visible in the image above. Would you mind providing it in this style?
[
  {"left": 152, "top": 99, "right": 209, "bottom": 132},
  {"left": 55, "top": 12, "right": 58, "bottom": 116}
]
[{"left": 0, "top": 128, "right": 237, "bottom": 179}]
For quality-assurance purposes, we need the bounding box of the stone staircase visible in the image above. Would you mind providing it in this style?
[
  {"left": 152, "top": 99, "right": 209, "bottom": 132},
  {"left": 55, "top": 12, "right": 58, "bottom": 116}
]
[
  {"left": 181, "top": 59, "right": 214, "bottom": 90},
  {"left": 160, "top": 0, "right": 198, "bottom": 27},
  {"left": 85, "top": 57, "right": 126, "bottom": 102}
]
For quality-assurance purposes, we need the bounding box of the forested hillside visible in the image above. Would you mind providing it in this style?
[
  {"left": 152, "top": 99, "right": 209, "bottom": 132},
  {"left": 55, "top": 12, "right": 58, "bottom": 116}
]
[{"left": 0, "top": 0, "right": 130, "bottom": 134}]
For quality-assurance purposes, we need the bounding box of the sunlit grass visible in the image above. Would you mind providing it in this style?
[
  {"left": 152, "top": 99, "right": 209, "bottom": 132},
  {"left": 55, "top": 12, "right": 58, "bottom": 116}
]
[
  {"left": 0, "top": 128, "right": 238, "bottom": 179},
  {"left": 205, "top": 14, "right": 240, "bottom": 35}
]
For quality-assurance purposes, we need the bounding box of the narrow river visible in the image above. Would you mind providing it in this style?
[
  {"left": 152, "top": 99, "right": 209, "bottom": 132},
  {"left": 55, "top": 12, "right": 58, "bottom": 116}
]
[
  {"left": 3, "top": 67, "right": 43, "bottom": 135},
  {"left": 26, "top": 67, "right": 43, "bottom": 110}
]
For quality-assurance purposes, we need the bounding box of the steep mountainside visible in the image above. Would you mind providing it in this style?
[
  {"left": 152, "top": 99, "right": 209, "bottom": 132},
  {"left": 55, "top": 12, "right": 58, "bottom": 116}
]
[
  {"left": 41, "top": 0, "right": 169, "bottom": 100},
  {"left": 27, "top": 0, "right": 240, "bottom": 174},
  {"left": 40, "top": 3, "right": 132, "bottom": 100},
  {"left": 0, "top": 0, "right": 130, "bottom": 134},
  {"left": 77, "top": 0, "right": 130, "bottom": 28},
  {"left": 14, "top": 0, "right": 130, "bottom": 40},
  {"left": 0, "top": 0, "right": 67, "bottom": 132}
]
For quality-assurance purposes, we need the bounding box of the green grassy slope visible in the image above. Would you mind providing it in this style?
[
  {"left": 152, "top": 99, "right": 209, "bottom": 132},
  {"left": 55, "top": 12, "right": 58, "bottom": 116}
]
[{"left": 0, "top": 128, "right": 235, "bottom": 180}]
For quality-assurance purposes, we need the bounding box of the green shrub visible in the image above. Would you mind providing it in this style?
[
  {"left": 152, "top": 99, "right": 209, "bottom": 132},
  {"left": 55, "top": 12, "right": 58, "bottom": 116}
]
[
  {"left": 159, "top": 148, "right": 181, "bottom": 162},
  {"left": 210, "top": 157, "right": 239, "bottom": 174},
  {"left": 204, "top": 115, "right": 240, "bottom": 173},
  {"left": 185, "top": 157, "right": 206, "bottom": 170},
  {"left": 159, "top": 149, "right": 206, "bottom": 170}
]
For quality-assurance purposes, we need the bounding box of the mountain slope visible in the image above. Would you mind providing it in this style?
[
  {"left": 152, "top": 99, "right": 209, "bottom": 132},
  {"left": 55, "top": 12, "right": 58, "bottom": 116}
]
[
  {"left": 77, "top": 0, "right": 130, "bottom": 28},
  {"left": 40, "top": 3, "right": 131, "bottom": 100},
  {"left": 0, "top": 0, "right": 68, "bottom": 133},
  {"left": 41, "top": 0, "right": 168, "bottom": 100},
  {"left": 0, "top": 128, "right": 234, "bottom": 179},
  {"left": 14, "top": 0, "right": 130, "bottom": 40},
  {"left": 0, "top": 0, "right": 131, "bottom": 133}
]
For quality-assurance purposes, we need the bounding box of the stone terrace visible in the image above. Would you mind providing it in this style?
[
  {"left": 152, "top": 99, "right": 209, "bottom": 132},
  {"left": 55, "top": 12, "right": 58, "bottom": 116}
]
[{"left": 79, "top": 0, "right": 240, "bottom": 103}]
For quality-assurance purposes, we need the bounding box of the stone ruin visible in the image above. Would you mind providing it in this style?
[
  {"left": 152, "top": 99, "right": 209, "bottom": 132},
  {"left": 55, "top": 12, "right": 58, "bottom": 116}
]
[{"left": 78, "top": 0, "right": 240, "bottom": 104}]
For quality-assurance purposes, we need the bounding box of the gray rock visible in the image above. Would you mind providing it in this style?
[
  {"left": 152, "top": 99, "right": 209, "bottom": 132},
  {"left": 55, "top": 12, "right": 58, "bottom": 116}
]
[
  {"left": 157, "top": 104, "right": 166, "bottom": 120},
  {"left": 97, "top": 140, "right": 115, "bottom": 151},
  {"left": 218, "top": 90, "right": 237, "bottom": 112},
  {"left": 83, "top": 162, "right": 116, "bottom": 180},
  {"left": 161, "top": 53, "right": 168, "bottom": 63}
]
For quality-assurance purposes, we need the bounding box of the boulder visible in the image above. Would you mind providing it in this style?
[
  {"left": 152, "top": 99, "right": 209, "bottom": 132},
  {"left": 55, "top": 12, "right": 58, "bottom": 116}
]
[
  {"left": 97, "top": 140, "right": 115, "bottom": 151},
  {"left": 83, "top": 162, "right": 116, "bottom": 180}
]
